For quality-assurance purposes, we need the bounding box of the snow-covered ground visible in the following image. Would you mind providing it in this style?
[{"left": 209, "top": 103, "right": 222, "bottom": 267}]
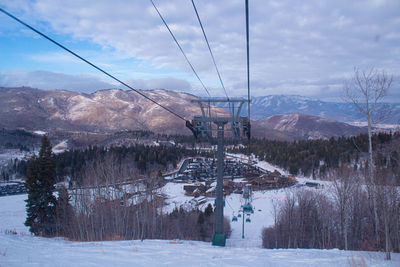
[
  {"left": 160, "top": 180, "right": 286, "bottom": 247},
  {"left": 225, "top": 189, "right": 289, "bottom": 248},
  {"left": 0, "top": 194, "right": 28, "bottom": 235},
  {"left": 0, "top": 149, "right": 32, "bottom": 168},
  {"left": 1, "top": 157, "right": 400, "bottom": 266},
  {"left": 0, "top": 194, "right": 398, "bottom": 266},
  {"left": 52, "top": 140, "right": 68, "bottom": 154},
  {"left": 2, "top": 232, "right": 398, "bottom": 267}
]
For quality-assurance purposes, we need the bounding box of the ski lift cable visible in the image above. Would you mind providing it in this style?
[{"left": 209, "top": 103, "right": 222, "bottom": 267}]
[
  {"left": 191, "top": 0, "right": 229, "bottom": 100},
  {"left": 245, "top": 0, "right": 252, "bottom": 166},
  {"left": 225, "top": 197, "right": 234, "bottom": 212},
  {"left": 150, "top": 0, "right": 211, "bottom": 98},
  {"left": 245, "top": 0, "right": 251, "bottom": 120},
  {"left": 0, "top": 7, "right": 188, "bottom": 122}
]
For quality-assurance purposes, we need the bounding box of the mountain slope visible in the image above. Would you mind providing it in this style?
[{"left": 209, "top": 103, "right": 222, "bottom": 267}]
[
  {"left": 251, "top": 95, "right": 400, "bottom": 124},
  {"left": 0, "top": 87, "right": 367, "bottom": 140},
  {"left": 0, "top": 87, "right": 217, "bottom": 135},
  {"left": 252, "top": 113, "right": 366, "bottom": 140},
  {"left": 1, "top": 186, "right": 399, "bottom": 266}
]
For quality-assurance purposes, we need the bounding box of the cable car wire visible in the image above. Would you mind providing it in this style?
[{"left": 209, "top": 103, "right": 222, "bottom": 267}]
[
  {"left": 245, "top": 0, "right": 251, "bottom": 123},
  {"left": 245, "top": 0, "right": 252, "bottom": 166},
  {"left": 191, "top": 0, "right": 229, "bottom": 100},
  {"left": 150, "top": 0, "right": 211, "bottom": 98},
  {"left": 0, "top": 7, "right": 187, "bottom": 122}
]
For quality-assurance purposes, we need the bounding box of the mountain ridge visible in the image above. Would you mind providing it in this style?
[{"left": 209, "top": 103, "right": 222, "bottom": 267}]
[
  {"left": 250, "top": 94, "right": 400, "bottom": 124},
  {"left": 0, "top": 87, "right": 367, "bottom": 141}
]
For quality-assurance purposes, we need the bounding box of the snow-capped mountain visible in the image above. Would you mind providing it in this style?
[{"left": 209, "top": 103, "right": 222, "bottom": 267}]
[
  {"left": 252, "top": 113, "right": 367, "bottom": 140},
  {"left": 0, "top": 87, "right": 367, "bottom": 140},
  {"left": 250, "top": 95, "right": 400, "bottom": 124},
  {"left": 0, "top": 86, "right": 223, "bottom": 135}
]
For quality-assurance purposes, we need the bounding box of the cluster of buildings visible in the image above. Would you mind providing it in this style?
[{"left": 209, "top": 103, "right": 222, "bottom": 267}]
[
  {"left": 173, "top": 157, "right": 297, "bottom": 198},
  {"left": 176, "top": 157, "right": 261, "bottom": 182}
]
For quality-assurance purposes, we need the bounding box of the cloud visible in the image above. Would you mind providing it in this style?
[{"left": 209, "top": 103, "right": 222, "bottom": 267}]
[
  {"left": 126, "top": 77, "right": 192, "bottom": 92},
  {"left": 0, "top": 69, "right": 198, "bottom": 95},
  {"left": 0, "top": 70, "right": 115, "bottom": 93},
  {"left": 0, "top": 0, "right": 399, "bottom": 101}
]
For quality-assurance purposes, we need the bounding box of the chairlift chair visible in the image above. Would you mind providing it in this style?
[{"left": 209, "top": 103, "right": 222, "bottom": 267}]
[{"left": 242, "top": 204, "right": 253, "bottom": 214}]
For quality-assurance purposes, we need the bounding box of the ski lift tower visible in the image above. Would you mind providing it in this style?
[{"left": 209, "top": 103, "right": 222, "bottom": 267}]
[
  {"left": 187, "top": 97, "right": 250, "bottom": 246},
  {"left": 241, "top": 184, "right": 253, "bottom": 239}
]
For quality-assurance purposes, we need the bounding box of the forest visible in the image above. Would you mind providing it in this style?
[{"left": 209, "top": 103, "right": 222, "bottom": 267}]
[
  {"left": 23, "top": 136, "right": 230, "bottom": 242},
  {"left": 230, "top": 132, "right": 399, "bottom": 183},
  {"left": 4, "top": 143, "right": 213, "bottom": 186},
  {"left": 262, "top": 167, "right": 400, "bottom": 253},
  {"left": 3, "top": 131, "right": 400, "bottom": 254},
  {"left": 3, "top": 132, "right": 399, "bottom": 185}
]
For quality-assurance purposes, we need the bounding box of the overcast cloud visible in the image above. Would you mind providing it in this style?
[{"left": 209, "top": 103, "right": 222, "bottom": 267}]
[
  {"left": 0, "top": 0, "right": 399, "bottom": 101},
  {"left": 127, "top": 77, "right": 192, "bottom": 92},
  {"left": 0, "top": 70, "right": 115, "bottom": 93}
]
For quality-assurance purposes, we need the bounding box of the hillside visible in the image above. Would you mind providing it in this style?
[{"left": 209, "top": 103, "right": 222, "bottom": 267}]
[
  {"left": 253, "top": 113, "right": 367, "bottom": 140},
  {"left": 1, "top": 181, "right": 399, "bottom": 266},
  {"left": 0, "top": 87, "right": 216, "bottom": 135},
  {"left": 251, "top": 95, "right": 400, "bottom": 124},
  {"left": 0, "top": 87, "right": 367, "bottom": 141}
]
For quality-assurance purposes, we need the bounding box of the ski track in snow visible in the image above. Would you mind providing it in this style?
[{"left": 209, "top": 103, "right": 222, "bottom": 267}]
[{"left": 1, "top": 157, "right": 400, "bottom": 266}]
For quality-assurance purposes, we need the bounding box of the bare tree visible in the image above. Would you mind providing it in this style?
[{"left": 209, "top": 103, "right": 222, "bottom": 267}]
[
  {"left": 270, "top": 199, "right": 279, "bottom": 248},
  {"left": 344, "top": 67, "right": 392, "bottom": 248},
  {"left": 344, "top": 67, "right": 392, "bottom": 180},
  {"left": 330, "top": 167, "right": 357, "bottom": 250}
]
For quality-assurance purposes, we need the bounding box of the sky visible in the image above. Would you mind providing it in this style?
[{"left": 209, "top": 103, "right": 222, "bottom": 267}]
[{"left": 0, "top": 0, "right": 399, "bottom": 102}]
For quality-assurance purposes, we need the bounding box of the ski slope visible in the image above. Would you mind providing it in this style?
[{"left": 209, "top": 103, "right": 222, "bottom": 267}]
[
  {"left": 1, "top": 157, "right": 399, "bottom": 266},
  {"left": 0, "top": 194, "right": 399, "bottom": 266},
  {"left": 2, "top": 232, "right": 398, "bottom": 267}
]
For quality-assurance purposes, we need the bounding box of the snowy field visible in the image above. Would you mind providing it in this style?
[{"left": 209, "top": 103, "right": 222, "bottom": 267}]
[
  {"left": 1, "top": 158, "right": 400, "bottom": 266},
  {"left": 0, "top": 149, "right": 31, "bottom": 167},
  {"left": 0, "top": 193, "right": 398, "bottom": 267}
]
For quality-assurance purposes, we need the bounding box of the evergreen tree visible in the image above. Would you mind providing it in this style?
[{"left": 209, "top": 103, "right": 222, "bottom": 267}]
[
  {"left": 25, "top": 136, "right": 57, "bottom": 236},
  {"left": 204, "top": 203, "right": 213, "bottom": 217},
  {"left": 56, "top": 185, "right": 74, "bottom": 236}
]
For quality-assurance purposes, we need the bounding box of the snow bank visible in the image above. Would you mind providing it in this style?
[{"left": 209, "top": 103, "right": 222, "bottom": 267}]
[{"left": 0, "top": 232, "right": 398, "bottom": 266}]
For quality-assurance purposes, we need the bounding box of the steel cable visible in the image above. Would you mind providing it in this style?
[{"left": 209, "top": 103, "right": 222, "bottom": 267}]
[
  {"left": 0, "top": 7, "right": 187, "bottom": 122},
  {"left": 191, "top": 0, "right": 229, "bottom": 100},
  {"left": 150, "top": 0, "right": 211, "bottom": 97}
]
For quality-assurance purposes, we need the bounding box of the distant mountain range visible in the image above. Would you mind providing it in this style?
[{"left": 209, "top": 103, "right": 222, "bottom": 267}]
[
  {"left": 252, "top": 113, "right": 366, "bottom": 140},
  {"left": 0, "top": 87, "right": 369, "bottom": 141},
  {"left": 250, "top": 95, "right": 400, "bottom": 124},
  {"left": 0, "top": 86, "right": 227, "bottom": 135}
]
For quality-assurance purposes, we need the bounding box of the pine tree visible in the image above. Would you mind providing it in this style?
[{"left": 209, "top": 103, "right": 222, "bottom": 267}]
[
  {"left": 25, "top": 136, "right": 57, "bottom": 236},
  {"left": 56, "top": 185, "right": 74, "bottom": 236},
  {"left": 204, "top": 203, "right": 213, "bottom": 217}
]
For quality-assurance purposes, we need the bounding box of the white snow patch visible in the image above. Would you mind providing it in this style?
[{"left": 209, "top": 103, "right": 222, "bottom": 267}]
[
  {"left": 34, "top": 130, "right": 47, "bottom": 136},
  {"left": 53, "top": 140, "right": 68, "bottom": 154},
  {"left": 160, "top": 182, "right": 194, "bottom": 213}
]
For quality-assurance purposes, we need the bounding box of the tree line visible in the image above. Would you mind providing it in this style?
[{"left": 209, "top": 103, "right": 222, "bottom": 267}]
[
  {"left": 24, "top": 136, "right": 230, "bottom": 242},
  {"left": 6, "top": 142, "right": 213, "bottom": 186},
  {"left": 230, "top": 132, "right": 398, "bottom": 181},
  {"left": 262, "top": 166, "right": 400, "bottom": 256}
]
